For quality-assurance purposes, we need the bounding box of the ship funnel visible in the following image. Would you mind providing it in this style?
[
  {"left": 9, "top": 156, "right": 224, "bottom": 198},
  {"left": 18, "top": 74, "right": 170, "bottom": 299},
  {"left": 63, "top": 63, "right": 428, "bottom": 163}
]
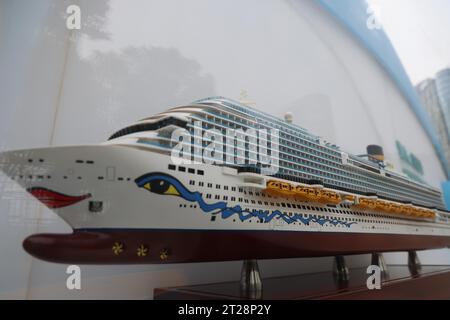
[
  {"left": 284, "top": 112, "right": 293, "bottom": 124},
  {"left": 367, "top": 144, "right": 384, "bottom": 162}
]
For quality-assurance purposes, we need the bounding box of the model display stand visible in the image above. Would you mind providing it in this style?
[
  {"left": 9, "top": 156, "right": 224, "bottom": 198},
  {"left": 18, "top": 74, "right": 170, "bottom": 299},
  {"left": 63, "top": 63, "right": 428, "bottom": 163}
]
[{"left": 154, "top": 260, "right": 450, "bottom": 300}]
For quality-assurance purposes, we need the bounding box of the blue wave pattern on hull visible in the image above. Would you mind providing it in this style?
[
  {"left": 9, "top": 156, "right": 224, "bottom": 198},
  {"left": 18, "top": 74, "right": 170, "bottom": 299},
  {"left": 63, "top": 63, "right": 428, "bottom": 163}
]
[{"left": 135, "top": 173, "right": 356, "bottom": 228}]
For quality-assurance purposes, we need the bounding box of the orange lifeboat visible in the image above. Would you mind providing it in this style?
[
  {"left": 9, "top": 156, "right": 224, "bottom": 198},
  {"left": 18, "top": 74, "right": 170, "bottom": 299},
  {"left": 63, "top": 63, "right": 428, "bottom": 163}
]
[
  {"left": 305, "top": 188, "right": 321, "bottom": 202},
  {"left": 390, "top": 204, "right": 403, "bottom": 215},
  {"left": 317, "top": 190, "right": 341, "bottom": 205},
  {"left": 375, "top": 200, "right": 390, "bottom": 213},
  {"left": 400, "top": 205, "right": 414, "bottom": 216},
  {"left": 355, "top": 198, "right": 377, "bottom": 210},
  {"left": 264, "top": 180, "right": 283, "bottom": 197},
  {"left": 280, "top": 182, "right": 296, "bottom": 197},
  {"left": 342, "top": 194, "right": 356, "bottom": 202},
  {"left": 294, "top": 186, "right": 309, "bottom": 201}
]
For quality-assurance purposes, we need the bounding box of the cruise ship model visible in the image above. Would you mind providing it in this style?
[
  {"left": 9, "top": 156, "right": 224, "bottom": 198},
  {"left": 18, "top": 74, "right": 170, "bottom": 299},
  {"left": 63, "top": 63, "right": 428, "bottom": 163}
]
[{"left": 1, "top": 96, "right": 450, "bottom": 264}]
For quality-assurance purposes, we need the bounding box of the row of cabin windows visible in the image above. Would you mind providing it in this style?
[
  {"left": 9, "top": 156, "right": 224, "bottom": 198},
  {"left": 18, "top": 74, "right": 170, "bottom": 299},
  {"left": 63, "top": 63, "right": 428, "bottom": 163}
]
[
  {"left": 279, "top": 133, "right": 340, "bottom": 160},
  {"left": 185, "top": 179, "right": 413, "bottom": 222},
  {"left": 205, "top": 207, "right": 403, "bottom": 226},
  {"left": 14, "top": 175, "right": 51, "bottom": 180},
  {"left": 28, "top": 158, "right": 45, "bottom": 163},
  {"left": 15, "top": 175, "right": 131, "bottom": 181},
  {"left": 181, "top": 131, "right": 433, "bottom": 204},
  {"left": 183, "top": 172, "right": 439, "bottom": 218},
  {"left": 97, "top": 176, "right": 131, "bottom": 181},
  {"left": 164, "top": 132, "right": 436, "bottom": 206},
  {"left": 279, "top": 165, "right": 431, "bottom": 206},
  {"left": 189, "top": 180, "right": 237, "bottom": 191},
  {"left": 194, "top": 110, "right": 332, "bottom": 159},
  {"left": 203, "top": 103, "right": 350, "bottom": 161},
  {"left": 280, "top": 143, "right": 340, "bottom": 164},
  {"left": 197, "top": 189, "right": 407, "bottom": 220},
  {"left": 345, "top": 165, "right": 433, "bottom": 206},
  {"left": 199, "top": 111, "right": 437, "bottom": 205},
  {"left": 188, "top": 177, "right": 408, "bottom": 213},
  {"left": 279, "top": 159, "right": 397, "bottom": 198},
  {"left": 168, "top": 164, "right": 204, "bottom": 175},
  {"left": 212, "top": 103, "right": 325, "bottom": 153},
  {"left": 191, "top": 118, "right": 337, "bottom": 164},
  {"left": 179, "top": 204, "right": 197, "bottom": 208},
  {"left": 281, "top": 212, "right": 394, "bottom": 225},
  {"left": 75, "top": 160, "right": 95, "bottom": 164}
]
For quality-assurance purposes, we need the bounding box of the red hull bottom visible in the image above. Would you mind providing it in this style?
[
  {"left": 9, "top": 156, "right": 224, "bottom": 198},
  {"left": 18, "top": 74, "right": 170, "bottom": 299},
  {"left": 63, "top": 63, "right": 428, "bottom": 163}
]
[{"left": 23, "top": 229, "right": 450, "bottom": 264}]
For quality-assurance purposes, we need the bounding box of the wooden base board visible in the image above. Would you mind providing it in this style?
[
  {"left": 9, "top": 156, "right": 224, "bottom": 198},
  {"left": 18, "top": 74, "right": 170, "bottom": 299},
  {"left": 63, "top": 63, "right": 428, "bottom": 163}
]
[{"left": 154, "top": 265, "right": 450, "bottom": 300}]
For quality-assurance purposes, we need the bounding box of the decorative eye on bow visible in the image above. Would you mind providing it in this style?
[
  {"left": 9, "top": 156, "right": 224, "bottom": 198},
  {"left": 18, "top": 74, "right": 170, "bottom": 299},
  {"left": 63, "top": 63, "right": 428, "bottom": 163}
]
[
  {"left": 142, "top": 178, "right": 180, "bottom": 196},
  {"left": 135, "top": 173, "right": 181, "bottom": 197}
]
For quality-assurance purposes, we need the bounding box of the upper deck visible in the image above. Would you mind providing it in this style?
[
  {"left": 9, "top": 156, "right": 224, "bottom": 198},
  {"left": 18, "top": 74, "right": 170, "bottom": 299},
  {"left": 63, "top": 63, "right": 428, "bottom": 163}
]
[{"left": 107, "top": 97, "right": 444, "bottom": 210}]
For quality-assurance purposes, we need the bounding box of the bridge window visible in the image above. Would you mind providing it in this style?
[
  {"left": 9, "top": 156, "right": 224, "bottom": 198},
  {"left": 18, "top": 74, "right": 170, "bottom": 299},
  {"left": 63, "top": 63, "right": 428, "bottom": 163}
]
[{"left": 108, "top": 117, "right": 187, "bottom": 140}]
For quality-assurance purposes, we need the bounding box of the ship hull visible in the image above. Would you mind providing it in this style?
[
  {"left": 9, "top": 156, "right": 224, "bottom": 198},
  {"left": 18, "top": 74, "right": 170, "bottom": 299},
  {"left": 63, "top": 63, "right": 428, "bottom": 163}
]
[
  {"left": 23, "top": 229, "right": 450, "bottom": 264},
  {"left": 3, "top": 144, "right": 450, "bottom": 264}
]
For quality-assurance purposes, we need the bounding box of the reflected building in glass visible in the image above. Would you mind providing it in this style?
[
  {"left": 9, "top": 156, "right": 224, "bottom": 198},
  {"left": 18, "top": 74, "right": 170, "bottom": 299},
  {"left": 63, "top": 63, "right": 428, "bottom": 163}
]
[
  {"left": 416, "top": 68, "right": 450, "bottom": 166},
  {"left": 436, "top": 69, "right": 450, "bottom": 131}
]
